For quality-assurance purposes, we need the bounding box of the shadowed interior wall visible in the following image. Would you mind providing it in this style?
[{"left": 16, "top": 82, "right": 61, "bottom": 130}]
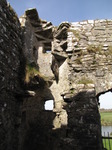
[{"left": 0, "top": 1, "right": 25, "bottom": 149}]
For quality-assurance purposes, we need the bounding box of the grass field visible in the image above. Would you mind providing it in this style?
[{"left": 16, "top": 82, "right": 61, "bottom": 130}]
[
  {"left": 100, "top": 112, "right": 112, "bottom": 126},
  {"left": 103, "top": 139, "right": 112, "bottom": 150},
  {"left": 100, "top": 111, "right": 112, "bottom": 149}
]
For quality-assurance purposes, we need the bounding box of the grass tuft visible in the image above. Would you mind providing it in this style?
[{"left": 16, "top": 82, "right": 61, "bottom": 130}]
[{"left": 25, "top": 64, "right": 41, "bottom": 83}]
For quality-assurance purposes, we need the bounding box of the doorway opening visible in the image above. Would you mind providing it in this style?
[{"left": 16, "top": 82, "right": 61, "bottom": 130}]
[{"left": 98, "top": 91, "right": 112, "bottom": 141}]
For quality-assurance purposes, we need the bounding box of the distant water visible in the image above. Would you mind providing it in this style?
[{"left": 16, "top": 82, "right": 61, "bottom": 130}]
[{"left": 102, "top": 126, "right": 112, "bottom": 136}]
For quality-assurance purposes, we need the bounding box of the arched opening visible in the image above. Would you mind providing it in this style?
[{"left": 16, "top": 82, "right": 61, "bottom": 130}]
[
  {"left": 44, "top": 100, "right": 54, "bottom": 110},
  {"left": 99, "top": 91, "right": 112, "bottom": 110},
  {"left": 98, "top": 91, "right": 112, "bottom": 139}
]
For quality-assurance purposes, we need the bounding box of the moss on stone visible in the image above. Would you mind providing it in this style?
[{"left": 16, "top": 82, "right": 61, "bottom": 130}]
[
  {"left": 78, "top": 77, "right": 93, "bottom": 85},
  {"left": 25, "top": 63, "right": 43, "bottom": 83},
  {"left": 75, "top": 56, "right": 82, "bottom": 64},
  {"left": 87, "top": 45, "right": 103, "bottom": 53},
  {"left": 25, "top": 63, "right": 50, "bottom": 87},
  {"left": 70, "top": 88, "right": 75, "bottom": 94},
  {"left": 108, "top": 46, "right": 112, "bottom": 54}
]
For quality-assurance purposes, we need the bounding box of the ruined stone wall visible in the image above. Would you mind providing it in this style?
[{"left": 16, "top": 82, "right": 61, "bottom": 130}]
[
  {"left": 1, "top": 1, "right": 112, "bottom": 149},
  {"left": 68, "top": 20, "right": 112, "bottom": 95},
  {"left": 18, "top": 9, "right": 56, "bottom": 150},
  {"left": 0, "top": 1, "right": 25, "bottom": 149},
  {"left": 51, "top": 20, "right": 112, "bottom": 150},
  {"left": 20, "top": 86, "right": 56, "bottom": 150},
  {"left": 53, "top": 20, "right": 112, "bottom": 96},
  {"left": 20, "top": 10, "right": 39, "bottom": 65},
  {"left": 20, "top": 9, "right": 54, "bottom": 79},
  {"left": 19, "top": 8, "right": 112, "bottom": 149},
  {"left": 37, "top": 46, "right": 53, "bottom": 79}
]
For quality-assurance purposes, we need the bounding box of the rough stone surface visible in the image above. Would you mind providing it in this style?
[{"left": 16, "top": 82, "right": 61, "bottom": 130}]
[
  {"left": 20, "top": 8, "right": 54, "bottom": 79},
  {"left": 1, "top": 1, "right": 112, "bottom": 150},
  {"left": 0, "top": 1, "right": 25, "bottom": 150}
]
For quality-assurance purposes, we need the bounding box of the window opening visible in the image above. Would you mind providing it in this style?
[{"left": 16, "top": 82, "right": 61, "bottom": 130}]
[
  {"left": 45, "top": 49, "right": 51, "bottom": 53},
  {"left": 43, "top": 49, "right": 51, "bottom": 53},
  {"left": 43, "top": 42, "right": 52, "bottom": 53},
  {"left": 44, "top": 100, "right": 54, "bottom": 110}
]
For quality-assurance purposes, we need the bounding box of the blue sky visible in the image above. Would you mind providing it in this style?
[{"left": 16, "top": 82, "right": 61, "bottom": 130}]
[
  {"left": 8, "top": 0, "right": 112, "bottom": 26},
  {"left": 7, "top": 0, "right": 112, "bottom": 109}
]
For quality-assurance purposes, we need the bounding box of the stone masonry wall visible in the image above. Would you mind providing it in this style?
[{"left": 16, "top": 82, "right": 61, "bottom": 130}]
[
  {"left": 20, "top": 10, "right": 39, "bottom": 65},
  {"left": 51, "top": 20, "right": 112, "bottom": 150},
  {"left": 19, "top": 9, "right": 112, "bottom": 150},
  {"left": 67, "top": 20, "right": 112, "bottom": 95},
  {"left": 19, "top": 9, "right": 56, "bottom": 150},
  {"left": 1, "top": 1, "right": 112, "bottom": 149},
  {"left": 0, "top": 1, "right": 25, "bottom": 150}
]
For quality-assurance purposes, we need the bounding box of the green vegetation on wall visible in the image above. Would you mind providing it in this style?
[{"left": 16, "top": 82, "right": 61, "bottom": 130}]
[
  {"left": 75, "top": 56, "right": 82, "bottom": 64},
  {"left": 78, "top": 77, "right": 93, "bottom": 85},
  {"left": 108, "top": 46, "right": 112, "bottom": 54},
  {"left": 87, "top": 45, "right": 103, "bottom": 53},
  {"left": 25, "top": 63, "right": 42, "bottom": 83},
  {"left": 77, "top": 77, "right": 93, "bottom": 85},
  {"left": 25, "top": 63, "right": 49, "bottom": 88}
]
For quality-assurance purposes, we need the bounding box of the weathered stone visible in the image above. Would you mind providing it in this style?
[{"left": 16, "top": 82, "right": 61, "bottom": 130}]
[
  {"left": 54, "top": 26, "right": 68, "bottom": 39},
  {"left": 0, "top": 1, "right": 25, "bottom": 150},
  {"left": 2, "top": 1, "right": 112, "bottom": 149},
  {"left": 88, "top": 20, "right": 94, "bottom": 24},
  {"left": 20, "top": 8, "right": 53, "bottom": 64},
  {"left": 25, "top": 8, "right": 40, "bottom": 22}
]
